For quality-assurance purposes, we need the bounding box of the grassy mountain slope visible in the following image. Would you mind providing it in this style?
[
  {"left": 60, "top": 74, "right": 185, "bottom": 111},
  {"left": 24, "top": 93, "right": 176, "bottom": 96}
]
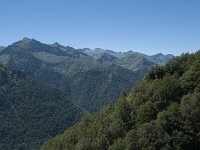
[
  {"left": 0, "top": 65, "right": 86, "bottom": 150},
  {"left": 42, "top": 50, "right": 200, "bottom": 150}
]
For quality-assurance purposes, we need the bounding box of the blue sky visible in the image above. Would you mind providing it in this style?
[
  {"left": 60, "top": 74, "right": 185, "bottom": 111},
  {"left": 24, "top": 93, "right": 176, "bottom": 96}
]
[{"left": 0, "top": 0, "right": 200, "bottom": 55}]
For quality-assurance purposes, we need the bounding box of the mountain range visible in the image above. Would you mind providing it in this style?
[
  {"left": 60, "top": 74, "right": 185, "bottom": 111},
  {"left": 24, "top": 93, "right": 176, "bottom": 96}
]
[
  {"left": 79, "top": 48, "right": 173, "bottom": 64},
  {"left": 79, "top": 48, "right": 174, "bottom": 75},
  {"left": 0, "top": 38, "right": 174, "bottom": 149},
  {"left": 0, "top": 38, "right": 173, "bottom": 113}
]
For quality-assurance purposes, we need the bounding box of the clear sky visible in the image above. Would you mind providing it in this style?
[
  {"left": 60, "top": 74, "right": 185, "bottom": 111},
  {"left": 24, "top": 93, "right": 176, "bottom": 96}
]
[{"left": 0, "top": 0, "right": 200, "bottom": 55}]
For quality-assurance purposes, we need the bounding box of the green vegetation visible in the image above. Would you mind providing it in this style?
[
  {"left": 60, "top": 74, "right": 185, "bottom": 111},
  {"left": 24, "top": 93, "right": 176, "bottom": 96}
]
[
  {"left": 0, "top": 38, "right": 174, "bottom": 149},
  {"left": 42, "top": 51, "right": 200, "bottom": 150},
  {"left": 0, "top": 38, "right": 170, "bottom": 113},
  {"left": 0, "top": 65, "right": 86, "bottom": 150}
]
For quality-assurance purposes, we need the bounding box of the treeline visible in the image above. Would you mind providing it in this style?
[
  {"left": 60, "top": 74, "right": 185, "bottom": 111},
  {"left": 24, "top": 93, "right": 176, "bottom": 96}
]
[{"left": 42, "top": 51, "right": 200, "bottom": 150}]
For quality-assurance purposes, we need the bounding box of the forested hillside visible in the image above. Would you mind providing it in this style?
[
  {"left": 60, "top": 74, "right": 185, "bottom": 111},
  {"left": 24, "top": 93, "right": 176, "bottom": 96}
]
[
  {"left": 0, "top": 38, "right": 172, "bottom": 113},
  {"left": 0, "top": 65, "right": 86, "bottom": 150},
  {"left": 42, "top": 51, "right": 200, "bottom": 150}
]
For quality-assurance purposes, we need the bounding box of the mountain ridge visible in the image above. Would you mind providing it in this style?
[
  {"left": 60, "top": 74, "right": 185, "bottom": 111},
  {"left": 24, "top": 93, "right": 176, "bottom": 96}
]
[
  {"left": 79, "top": 47, "right": 174, "bottom": 60},
  {"left": 0, "top": 38, "right": 174, "bottom": 113}
]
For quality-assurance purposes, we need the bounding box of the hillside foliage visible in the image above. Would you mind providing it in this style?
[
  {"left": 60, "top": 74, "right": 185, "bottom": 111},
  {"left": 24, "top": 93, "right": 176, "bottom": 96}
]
[
  {"left": 42, "top": 51, "right": 200, "bottom": 150},
  {"left": 0, "top": 65, "right": 86, "bottom": 150}
]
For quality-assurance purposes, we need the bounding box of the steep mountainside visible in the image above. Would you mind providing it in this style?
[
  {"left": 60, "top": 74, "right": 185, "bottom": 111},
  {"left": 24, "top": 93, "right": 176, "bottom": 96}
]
[
  {"left": 69, "top": 64, "right": 139, "bottom": 112},
  {"left": 0, "top": 38, "right": 147, "bottom": 113},
  {"left": 0, "top": 65, "right": 86, "bottom": 150},
  {"left": 42, "top": 51, "right": 200, "bottom": 150}
]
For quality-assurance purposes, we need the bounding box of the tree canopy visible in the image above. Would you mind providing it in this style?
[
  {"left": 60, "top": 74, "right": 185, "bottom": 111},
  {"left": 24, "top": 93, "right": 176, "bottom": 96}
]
[{"left": 42, "top": 51, "right": 200, "bottom": 150}]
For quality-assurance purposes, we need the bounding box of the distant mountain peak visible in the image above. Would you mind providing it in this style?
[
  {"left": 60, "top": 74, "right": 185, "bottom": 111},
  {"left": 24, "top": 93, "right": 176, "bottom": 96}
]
[
  {"left": 22, "top": 37, "right": 34, "bottom": 43},
  {"left": 152, "top": 53, "right": 165, "bottom": 57},
  {"left": 9, "top": 38, "right": 43, "bottom": 50},
  {"left": 127, "top": 50, "right": 135, "bottom": 53},
  {"left": 156, "top": 52, "right": 163, "bottom": 55},
  {"left": 105, "top": 49, "right": 117, "bottom": 54},
  {"left": 94, "top": 48, "right": 104, "bottom": 51},
  {"left": 152, "top": 53, "right": 174, "bottom": 57},
  {"left": 51, "top": 42, "right": 63, "bottom": 47},
  {"left": 151, "top": 53, "right": 174, "bottom": 64},
  {"left": 17, "top": 37, "right": 41, "bottom": 45}
]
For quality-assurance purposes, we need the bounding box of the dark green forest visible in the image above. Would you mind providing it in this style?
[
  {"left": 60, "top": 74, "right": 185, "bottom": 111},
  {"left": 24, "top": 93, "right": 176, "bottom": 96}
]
[
  {"left": 0, "top": 65, "right": 86, "bottom": 150},
  {"left": 42, "top": 51, "right": 200, "bottom": 150}
]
